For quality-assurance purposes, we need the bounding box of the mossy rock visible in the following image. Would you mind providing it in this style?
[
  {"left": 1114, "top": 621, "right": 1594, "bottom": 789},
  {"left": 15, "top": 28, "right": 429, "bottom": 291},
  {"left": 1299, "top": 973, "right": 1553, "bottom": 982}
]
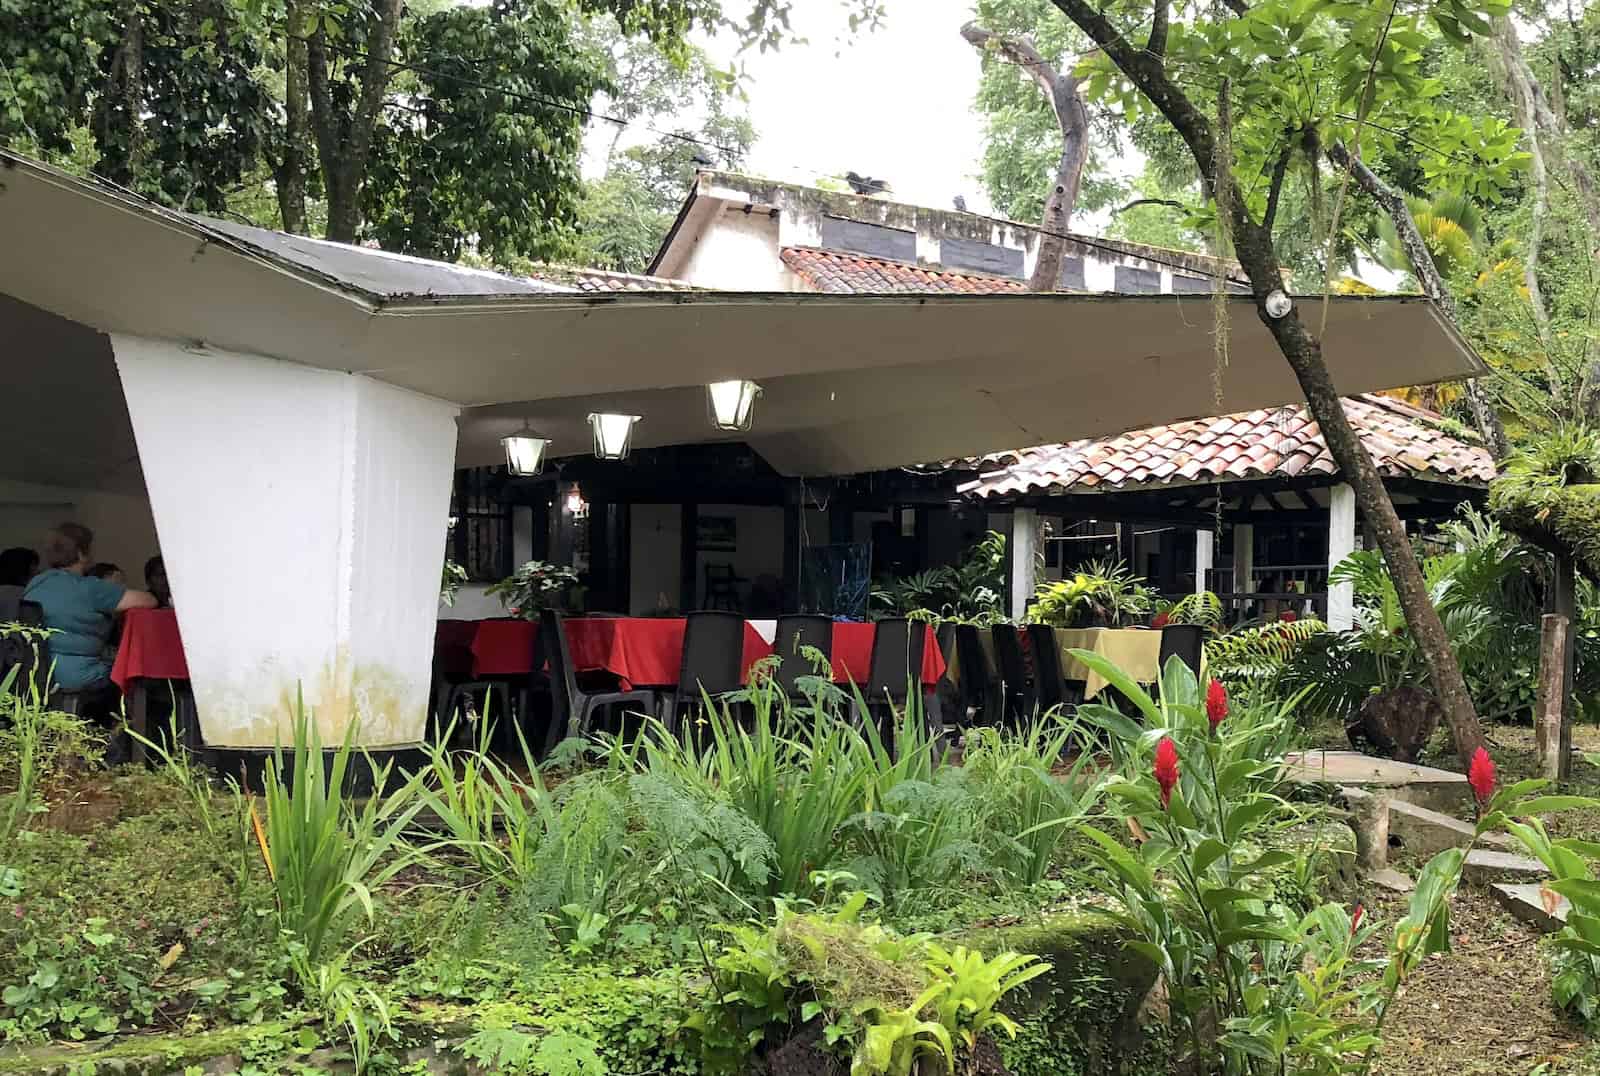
[{"left": 957, "top": 909, "right": 1171, "bottom": 1076}]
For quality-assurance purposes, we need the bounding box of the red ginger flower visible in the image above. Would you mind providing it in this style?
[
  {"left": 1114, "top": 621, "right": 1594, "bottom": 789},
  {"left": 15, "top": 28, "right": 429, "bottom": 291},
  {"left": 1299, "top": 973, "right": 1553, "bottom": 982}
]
[
  {"left": 1151, "top": 611, "right": 1171, "bottom": 629},
  {"left": 1154, "top": 737, "right": 1180, "bottom": 808},
  {"left": 1279, "top": 609, "right": 1298, "bottom": 623},
  {"left": 1468, "top": 747, "right": 1496, "bottom": 807},
  {"left": 1350, "top": 904, "right": 1364, "bottom": 934},
  {"left": 1205, "top": 679, "right": 1228, "bottom": 731}
]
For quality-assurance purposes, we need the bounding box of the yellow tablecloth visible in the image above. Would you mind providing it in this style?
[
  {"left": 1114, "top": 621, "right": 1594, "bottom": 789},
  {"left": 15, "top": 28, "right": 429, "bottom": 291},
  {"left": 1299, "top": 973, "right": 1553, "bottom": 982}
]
[
  {"left": 1054, "top": 627, "right": 1164, "bottom": 699},
  {"left": 942, "top": 626, "right": 1164, "bottom": 700}
]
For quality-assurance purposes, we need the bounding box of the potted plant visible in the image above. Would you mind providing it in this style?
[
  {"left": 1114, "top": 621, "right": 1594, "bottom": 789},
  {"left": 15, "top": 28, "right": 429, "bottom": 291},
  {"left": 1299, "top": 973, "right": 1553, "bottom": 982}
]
[{"left": 486, "top": 560, "right": 582, "bottom": 620}]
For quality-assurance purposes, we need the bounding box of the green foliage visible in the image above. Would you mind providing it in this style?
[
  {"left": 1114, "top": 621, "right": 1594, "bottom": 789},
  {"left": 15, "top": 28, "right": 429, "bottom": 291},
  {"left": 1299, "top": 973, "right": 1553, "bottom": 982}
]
[
  {"left": 871, "top": 531, "right": 1007, "bottom": 622},
  {"left": 256, "top": 707, "right": 422, "bottom": 964},
  {"left": 439, "top": 559, "right": 468, "bottom": 607},
  {"left": 1161, "top": 590, "right": 1223, "bottom": 630},
  {"left": 1068, "top": 655, "right": 1448, "bottom": 1074},
  {"left": 1491, "top": 426, "right": 1600, "bottom": 582},
  {"left": 688, "top": 895, "right": 1048, "bottom": 1076},
  {"left": 486, "top": 560, "right": 583, "bottom": 619},
  {"left": 1028, "top": 559, "right": 1156, "bottom": 629}
]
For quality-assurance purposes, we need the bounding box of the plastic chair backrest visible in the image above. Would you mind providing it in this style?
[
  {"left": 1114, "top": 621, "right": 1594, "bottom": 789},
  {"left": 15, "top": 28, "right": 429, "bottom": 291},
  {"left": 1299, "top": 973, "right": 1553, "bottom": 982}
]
[
  {"left": 1158, "top": 624, "right": 1205, "bottom": 678},
  {"left": 772, "top": 614, "right": 833, "bottom": 695},
  {"left": 539, "top": 609, "right": 578, "bottom": 721},
  {"left": 866, "top": 618, "right": 926, "bottom": 702},
  {"left": 1027, "top": 624, "right": 1067, "bottom": 713},
  {"left": 677, "top": 611, "right": 747, "bottom": 697}
]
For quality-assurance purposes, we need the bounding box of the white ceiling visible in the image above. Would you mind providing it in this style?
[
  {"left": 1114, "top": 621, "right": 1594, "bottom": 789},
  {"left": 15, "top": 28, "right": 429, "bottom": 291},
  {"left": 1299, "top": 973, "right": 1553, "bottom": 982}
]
[{"left": 0, "top": 152, "right": 1487, "bottom": 491}]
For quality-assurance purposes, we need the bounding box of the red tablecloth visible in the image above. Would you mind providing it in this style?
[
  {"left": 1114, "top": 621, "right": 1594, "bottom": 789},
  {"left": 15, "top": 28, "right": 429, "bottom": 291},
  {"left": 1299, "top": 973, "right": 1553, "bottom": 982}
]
[
  {"left": 110, "top": 608, "right": 189, "bottom": 691},
  {"left": 827, "top": 622, "right": 947, "bottom": 686},
  {"left": 470, "top": 617, "right": 769, "bottom": 689}
]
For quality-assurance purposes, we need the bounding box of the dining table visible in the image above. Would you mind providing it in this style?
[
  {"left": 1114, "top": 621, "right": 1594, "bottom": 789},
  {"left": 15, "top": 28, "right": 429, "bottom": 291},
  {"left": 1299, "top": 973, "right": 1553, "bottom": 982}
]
[
  {"left": 110, "top": 607, "right": 193, "bottom": 761},
  {"left": 468, "top": 616, "right": 772, "bottom": 688},
  {"left": 465, "top": 616, "right": 947, "bottom": 690}
]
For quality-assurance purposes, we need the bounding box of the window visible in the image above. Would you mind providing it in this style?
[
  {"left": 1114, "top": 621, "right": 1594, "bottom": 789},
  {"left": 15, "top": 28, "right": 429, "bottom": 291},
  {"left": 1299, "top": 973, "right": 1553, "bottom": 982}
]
[{"left": 449, "top": 467, "right": 513, "bottom": 582}]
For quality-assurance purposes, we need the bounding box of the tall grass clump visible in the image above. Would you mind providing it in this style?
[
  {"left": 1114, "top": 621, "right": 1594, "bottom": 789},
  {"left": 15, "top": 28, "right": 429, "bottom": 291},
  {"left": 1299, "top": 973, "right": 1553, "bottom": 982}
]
[{"left": 254, "top": 705, "right": 423, "bottom": 964}]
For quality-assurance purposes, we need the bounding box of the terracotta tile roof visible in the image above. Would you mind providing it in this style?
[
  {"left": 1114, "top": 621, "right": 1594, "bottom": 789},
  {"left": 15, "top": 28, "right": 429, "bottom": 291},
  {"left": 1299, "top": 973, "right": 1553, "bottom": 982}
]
[
  {"left": 520, "top": 264, "right": 696, "bottom": 292},
  {"left": 960, "top": 394, "right": 1495, "bottom": 499},
  {"left": 781, "top": 247, "right": 1026, "bottom": 295}
]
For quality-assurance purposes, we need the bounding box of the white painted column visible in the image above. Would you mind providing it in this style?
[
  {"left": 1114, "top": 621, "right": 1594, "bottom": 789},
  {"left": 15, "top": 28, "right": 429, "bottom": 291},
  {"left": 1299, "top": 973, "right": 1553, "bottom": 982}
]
[
  {"left": 114, "top": 336, "right": 458, "bottom": 749},
  {"left": 1009, "top": 507, "right": 1038, "bottom": 618},
  {"left": 1231, "top": 523, "right": 1254, "bottom": 616},
  {"left": 1193, "top": 529, "right": 1213, "bottom": 595},
  {"left": 1327, "top": 483, "right": 1357, "bottom": 630}
]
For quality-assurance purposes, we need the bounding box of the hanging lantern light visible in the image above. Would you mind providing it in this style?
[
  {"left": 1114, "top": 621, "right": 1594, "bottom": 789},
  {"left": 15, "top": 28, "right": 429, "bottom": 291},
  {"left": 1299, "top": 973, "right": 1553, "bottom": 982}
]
[
  {"left": 588, "top": 412, "right": 640, "bottom": 461},
  {"left": 706, "top": 379, "right": 763, "bottom": 432},
  {"left": 501, "top": 427, "right": 552, "bottom": 476}
]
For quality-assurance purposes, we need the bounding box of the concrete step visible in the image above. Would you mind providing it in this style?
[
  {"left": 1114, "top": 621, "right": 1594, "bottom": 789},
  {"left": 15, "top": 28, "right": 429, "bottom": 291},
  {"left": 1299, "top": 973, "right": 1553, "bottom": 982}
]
[
  {"left": 1463, "top": 848, "right": 1548, "bottom": 885},
  {"left": 1491, "top": 882, "right": 1570, "bottom": 933},
  {"left": 1370, "top": 867, "right": 1415, "bottom": 894},
  {"left": 1288, "top": 750, "right": 1470, "bottom": 813},
  {"left": 1387, "top": 798, "right": 1512, "bottom": 858}
]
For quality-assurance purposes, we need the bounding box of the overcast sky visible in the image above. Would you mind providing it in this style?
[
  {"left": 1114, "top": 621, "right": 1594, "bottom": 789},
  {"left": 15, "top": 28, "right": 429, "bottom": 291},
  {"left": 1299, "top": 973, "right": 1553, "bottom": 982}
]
[
  {"left": 710, "top": 1, "right": 995, "bottom": 213},
  {"left": 584, "top": 0, "right": 997, "bottom": 214}
]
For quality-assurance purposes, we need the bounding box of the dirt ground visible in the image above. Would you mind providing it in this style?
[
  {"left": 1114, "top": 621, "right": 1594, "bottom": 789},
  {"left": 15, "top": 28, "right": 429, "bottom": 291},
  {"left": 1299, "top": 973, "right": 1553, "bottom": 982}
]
[{"left": 1311, "top": 721, "right": 1600, "bottom": 1074}]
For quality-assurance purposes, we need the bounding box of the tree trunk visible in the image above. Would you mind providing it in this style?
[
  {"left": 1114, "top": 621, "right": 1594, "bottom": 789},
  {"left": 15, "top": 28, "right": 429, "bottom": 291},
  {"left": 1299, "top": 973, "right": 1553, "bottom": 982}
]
[
  {"left": 1047, "top": 0, "right": 1487, "bottom": 767},
  {"left": 960, "top": 23, "right": 1089, "bottom": 292},
  {"left": 306, "top": 0, "right": 404, "bottom": 244},
  {"left": 1325, "top": 142, "right": 1509, "bottom": 459},
  {"left": 1494, "top": 20, "right": 1555, "bottom": 349},
  {"left": 275, "top": 0, "right": 310, "bottom": 235}
]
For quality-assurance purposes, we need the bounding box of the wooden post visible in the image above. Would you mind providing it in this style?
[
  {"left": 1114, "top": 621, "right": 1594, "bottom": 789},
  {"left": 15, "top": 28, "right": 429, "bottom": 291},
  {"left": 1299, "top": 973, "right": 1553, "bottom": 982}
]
[
  {"left": 1552, "top": 552, "right": 1578, "bottom": 779},
  {"left": 1536, "top": 612, "right": 1571, "bottom": 780}
]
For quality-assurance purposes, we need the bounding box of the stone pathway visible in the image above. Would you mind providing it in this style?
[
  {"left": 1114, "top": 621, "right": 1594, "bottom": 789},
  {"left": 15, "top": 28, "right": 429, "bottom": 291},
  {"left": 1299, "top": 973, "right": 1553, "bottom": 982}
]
[{"left": 1286, "top": 749, "right": 1470, "bottom": 812}]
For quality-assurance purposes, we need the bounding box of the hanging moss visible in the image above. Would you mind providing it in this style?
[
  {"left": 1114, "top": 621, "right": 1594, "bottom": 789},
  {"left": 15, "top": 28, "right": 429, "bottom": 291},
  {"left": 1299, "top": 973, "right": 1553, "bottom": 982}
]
[{"left": 1488, "top": 427, "right": 1600, "bottom": 581}]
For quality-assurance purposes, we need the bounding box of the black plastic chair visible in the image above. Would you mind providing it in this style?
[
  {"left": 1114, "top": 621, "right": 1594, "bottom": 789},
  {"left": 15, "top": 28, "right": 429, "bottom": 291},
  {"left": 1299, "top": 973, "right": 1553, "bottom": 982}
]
[
  {"left": 953, "top": 624, "right": 1000, "bottom": 726},
  {"left": 771, "top": 614, "right": 833, "bottom": 698},
  {"left": 542, "top": 610, "right": 658, "bottom": 751},
  {"left": 660, "top": 611, "right": 747, "bottom": 733},
  {"left": 990, "top": 625, "right": 1034, "bottom": 729},
  {"left": 1027, "top": 624, "right": 1071, "bottom": 717},
  {"left": 859, "top": 619, "right": 928, "bottom": 742},
  {"left": 1158, "top": 624, "right": 1206, "bottom": 679}
]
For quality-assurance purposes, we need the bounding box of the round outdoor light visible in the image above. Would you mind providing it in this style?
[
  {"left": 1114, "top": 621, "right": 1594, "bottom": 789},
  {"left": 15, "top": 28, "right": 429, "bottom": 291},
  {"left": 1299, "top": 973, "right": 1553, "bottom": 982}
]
[
  {"left": 1264, "top": 289, "right": 1293, "bottom": 319},
  {"left": 501, "top": 429, "right": 552, "bottom": 476},
  {"left": 588, "top": 412, "right": 641, "bottom": 461},
  {"left": 706, "top": 379, "right": 763, "bottom": 432}
]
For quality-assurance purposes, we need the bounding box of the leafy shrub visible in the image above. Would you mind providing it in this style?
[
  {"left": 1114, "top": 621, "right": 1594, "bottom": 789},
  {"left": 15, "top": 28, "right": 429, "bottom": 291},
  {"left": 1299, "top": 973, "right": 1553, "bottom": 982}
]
[
  {"left": 1028, "top": 560, "right": 1156, "bottom": 629},
  {"left": 689, "top": 892, "right": 1048, "bottom": 1076},
  {"left": 487, "top": 560, "right": 583, "bottom": 618}
]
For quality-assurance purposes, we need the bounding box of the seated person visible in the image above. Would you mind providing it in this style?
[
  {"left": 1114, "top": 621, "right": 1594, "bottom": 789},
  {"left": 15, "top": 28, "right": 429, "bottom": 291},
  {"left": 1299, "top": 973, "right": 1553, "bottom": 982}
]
[
  {"left": 23, "top": 523, "right": 157, "bottom": 696},
  {"left": 144, "top": 556, "right": 172, "bottom": 608},
  {"left": 1, "top": 546, "right": 39, "bottom": 586},
  {"left": 89, "top": 562, "right": 125, "bottom": 584}
]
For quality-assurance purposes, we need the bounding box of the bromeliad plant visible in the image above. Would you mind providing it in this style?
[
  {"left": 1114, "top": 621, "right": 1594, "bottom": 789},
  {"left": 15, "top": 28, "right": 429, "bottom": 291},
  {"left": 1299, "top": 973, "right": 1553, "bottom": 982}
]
[{"left": 1071, "top": 653, "right": 1565, "bottom": 1074}]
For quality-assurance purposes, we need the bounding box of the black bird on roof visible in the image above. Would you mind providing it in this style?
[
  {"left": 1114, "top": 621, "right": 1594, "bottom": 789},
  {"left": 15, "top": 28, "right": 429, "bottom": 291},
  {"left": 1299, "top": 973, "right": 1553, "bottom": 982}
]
[
  {"left": 953, "top": 195, "right": 968, "bottom": 212},
  {"left": 844, "top": 171, "right": 890, "bottom": 196},
  {"left": 691, "top": 150, "right": 715, "bottom": 168}
]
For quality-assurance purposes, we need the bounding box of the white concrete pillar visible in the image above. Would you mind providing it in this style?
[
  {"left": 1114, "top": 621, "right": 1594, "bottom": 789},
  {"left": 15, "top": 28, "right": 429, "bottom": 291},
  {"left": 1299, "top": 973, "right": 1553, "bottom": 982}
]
[
  {"left": 1232, "top": 522, "right": 1254, "bottom": 618},
  {"left": 1009, "top": 507, "right": 1038, "bottom": 618},
  {"left": 113, "top": 336, "right": 458, "bottom": 749},
  {"left": 1327, "top": 483, "right": 1357, "bottom": 630},
  {"left": 1193, "top": 529, "right": 1213, "bottom": 595}
]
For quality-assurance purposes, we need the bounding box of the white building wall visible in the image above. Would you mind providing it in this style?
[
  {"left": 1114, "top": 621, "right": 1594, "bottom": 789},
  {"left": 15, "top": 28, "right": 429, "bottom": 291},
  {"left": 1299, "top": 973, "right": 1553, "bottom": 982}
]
[
  {"left": 0, "top": 478, "right": 160, "bottom": 577},
  {"left": 678, "top": 209, "right": 796, "bottom": 291}
]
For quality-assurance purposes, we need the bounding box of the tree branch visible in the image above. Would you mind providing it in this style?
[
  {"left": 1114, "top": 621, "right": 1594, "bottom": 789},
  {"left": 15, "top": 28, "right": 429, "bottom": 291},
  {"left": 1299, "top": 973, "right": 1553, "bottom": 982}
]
[
  {"left": 963, "top": 21, "right": 1089, "bottom": 292},
  {"left": 1147, "top": 1, "right": 1170, "bottom": 58},
  {"left": 1112, "top": 197, "right": 1188, "bottom": 216},
  {"left": 1262, "top": 140, "right": 1293, "bottom": 235},
  {"left": 1326, "top": 140, "right": 1509, "bottom": 458}
]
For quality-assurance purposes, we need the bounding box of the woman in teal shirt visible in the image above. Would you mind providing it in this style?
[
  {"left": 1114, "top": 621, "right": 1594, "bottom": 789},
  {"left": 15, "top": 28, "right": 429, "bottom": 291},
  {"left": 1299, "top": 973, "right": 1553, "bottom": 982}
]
[{"left": 23, "top": 523, "right": 158, "bottom": 691}]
